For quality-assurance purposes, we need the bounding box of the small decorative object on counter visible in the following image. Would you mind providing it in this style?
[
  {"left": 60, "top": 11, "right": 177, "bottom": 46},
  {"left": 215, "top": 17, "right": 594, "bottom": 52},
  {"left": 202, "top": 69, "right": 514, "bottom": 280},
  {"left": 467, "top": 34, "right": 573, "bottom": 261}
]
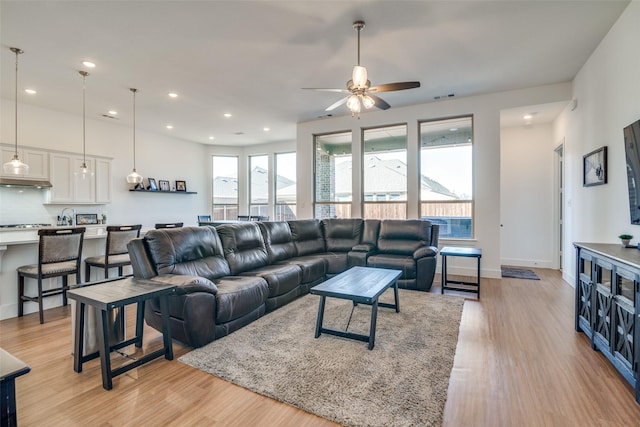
[
  {"left": 102, "top": 213, "right": 107, "bottom": 224},
  {"left": 618, "top": 233, "right": 633, "bottom": 247}
]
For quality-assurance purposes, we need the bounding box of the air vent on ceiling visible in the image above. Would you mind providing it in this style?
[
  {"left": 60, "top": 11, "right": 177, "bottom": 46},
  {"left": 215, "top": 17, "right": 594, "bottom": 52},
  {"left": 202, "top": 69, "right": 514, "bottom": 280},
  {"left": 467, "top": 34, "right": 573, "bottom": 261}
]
[
  {"left": 101, "top": 114, "right": 119, "bottom": 120},
  {"left": 233, "top": 132, "right": 245, "bottom": 135}
]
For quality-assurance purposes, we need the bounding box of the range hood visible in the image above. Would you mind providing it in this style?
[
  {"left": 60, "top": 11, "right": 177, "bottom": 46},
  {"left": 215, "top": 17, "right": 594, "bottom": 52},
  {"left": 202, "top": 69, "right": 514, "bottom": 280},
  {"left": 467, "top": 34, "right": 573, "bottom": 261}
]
[{"left": 0, "top": 177, "right": 53, "bottom": 188}]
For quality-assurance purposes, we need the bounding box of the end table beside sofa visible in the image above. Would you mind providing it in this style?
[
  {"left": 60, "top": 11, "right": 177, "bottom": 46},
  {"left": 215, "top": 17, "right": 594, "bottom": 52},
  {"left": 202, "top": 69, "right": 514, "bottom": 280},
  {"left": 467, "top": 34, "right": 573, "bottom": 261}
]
[{"left": 127, "top": 218, "right": 439, "bottom": 348}]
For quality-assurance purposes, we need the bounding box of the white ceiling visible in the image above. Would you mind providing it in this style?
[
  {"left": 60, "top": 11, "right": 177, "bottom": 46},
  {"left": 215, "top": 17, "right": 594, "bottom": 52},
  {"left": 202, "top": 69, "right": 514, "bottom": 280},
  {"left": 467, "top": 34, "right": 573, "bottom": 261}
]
[{"left": 0, "top": 1, "right": 629, "bottom": 146}]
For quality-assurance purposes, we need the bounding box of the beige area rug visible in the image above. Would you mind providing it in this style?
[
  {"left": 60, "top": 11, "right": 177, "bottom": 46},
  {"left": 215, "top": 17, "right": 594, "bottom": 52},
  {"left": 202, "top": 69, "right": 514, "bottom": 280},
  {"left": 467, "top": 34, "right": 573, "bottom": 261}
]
[{"left": 179, "top": 289, "right": 464, "bottom": 427}]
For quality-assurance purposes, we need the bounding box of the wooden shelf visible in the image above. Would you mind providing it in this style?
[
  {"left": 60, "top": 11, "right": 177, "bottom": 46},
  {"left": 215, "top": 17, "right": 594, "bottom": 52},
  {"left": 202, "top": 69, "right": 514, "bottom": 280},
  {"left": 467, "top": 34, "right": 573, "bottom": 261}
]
[{"left": 129, "top": 189, "right": 197, "bottom": 194}]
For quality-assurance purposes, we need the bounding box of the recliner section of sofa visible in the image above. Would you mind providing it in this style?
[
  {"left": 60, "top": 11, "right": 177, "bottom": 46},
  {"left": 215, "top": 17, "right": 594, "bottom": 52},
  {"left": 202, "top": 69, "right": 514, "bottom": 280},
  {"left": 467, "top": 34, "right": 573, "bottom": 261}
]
[
  {"left": 366, "top": 219, "right": 439, "bottom": 291},
  {"left": 128, "top": 218, "right": 439, "bottom": 347}
]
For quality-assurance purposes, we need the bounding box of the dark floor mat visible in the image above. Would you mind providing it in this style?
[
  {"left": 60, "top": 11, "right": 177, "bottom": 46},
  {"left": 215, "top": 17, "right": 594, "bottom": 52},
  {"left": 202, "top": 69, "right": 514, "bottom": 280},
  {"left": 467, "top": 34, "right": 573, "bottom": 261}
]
[{"left": 501, "top": 267, "right": 540, "bottom": 280}]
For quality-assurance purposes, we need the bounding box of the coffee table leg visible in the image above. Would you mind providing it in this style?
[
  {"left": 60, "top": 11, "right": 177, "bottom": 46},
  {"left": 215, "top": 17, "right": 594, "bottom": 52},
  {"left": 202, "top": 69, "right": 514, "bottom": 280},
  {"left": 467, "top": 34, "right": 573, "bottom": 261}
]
[
  {"left": 314, "top": 296, "right": 326, "bottom": 338},
  {"left": 158, "top": 297, "right": 173, "bottom": 360},
  {"left": 368, "top": 299, "right": 379, "bottom": 350},
  {"left": 393, "top": 280, "right": 400, "bottom": 313}
]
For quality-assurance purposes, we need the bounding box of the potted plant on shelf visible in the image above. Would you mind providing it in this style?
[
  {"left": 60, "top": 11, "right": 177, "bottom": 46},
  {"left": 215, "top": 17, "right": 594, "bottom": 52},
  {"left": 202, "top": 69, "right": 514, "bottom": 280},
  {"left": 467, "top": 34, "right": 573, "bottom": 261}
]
[{"left": 619, "top": 234, "right": 633, "bottom": 247}]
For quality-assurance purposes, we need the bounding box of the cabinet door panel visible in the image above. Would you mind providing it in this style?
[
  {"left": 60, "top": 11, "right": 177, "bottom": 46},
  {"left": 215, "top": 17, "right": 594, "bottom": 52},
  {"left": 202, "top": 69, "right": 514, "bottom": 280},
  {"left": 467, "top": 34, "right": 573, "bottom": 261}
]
[
  {"left": 95, "top": 158, "right": 111, "bottom": 203},
  {"left": 49, "top": 154, "right": 74, "bottom": 202},
  {"left": 73, "top": 157, "right": 95, "bottom": 203},
  {"left": 23, "top": 149, "right": 49, "bottom": 179}
]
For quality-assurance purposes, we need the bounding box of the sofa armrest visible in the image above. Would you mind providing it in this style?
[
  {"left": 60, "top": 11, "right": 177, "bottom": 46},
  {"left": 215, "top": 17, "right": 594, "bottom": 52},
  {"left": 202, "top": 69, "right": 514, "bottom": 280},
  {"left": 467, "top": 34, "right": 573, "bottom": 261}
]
[
  {"left": 351, "top": 243, "right": 376, "bottom": 252},
  {"left": 413, "top": 246, "right": 438, "bottom": 260},
  {"left": 152, "top": 274, "right": 218, "bottom": 296}
]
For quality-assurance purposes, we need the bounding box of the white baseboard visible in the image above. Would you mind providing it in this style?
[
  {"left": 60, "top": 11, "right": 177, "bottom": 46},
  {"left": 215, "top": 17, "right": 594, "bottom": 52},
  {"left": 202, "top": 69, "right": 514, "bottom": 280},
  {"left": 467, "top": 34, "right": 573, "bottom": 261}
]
[{"left": 500, "top": 257, "right": 555, "bottom": 269}]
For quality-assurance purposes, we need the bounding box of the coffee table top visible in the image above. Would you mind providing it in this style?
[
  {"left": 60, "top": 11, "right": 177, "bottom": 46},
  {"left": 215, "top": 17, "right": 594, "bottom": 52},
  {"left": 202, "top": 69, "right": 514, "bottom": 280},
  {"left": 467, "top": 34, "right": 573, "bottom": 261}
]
[
  {"left": 0, "top": 348, "right": 31, "bottom": 382},
  {"left": 310, "top": 266, "right": 401, "bottom": 303}
]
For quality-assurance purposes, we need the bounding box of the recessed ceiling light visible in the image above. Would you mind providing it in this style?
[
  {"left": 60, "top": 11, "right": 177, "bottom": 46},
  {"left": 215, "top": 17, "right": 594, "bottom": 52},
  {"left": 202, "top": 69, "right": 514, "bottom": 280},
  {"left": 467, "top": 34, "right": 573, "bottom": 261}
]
[
  {"left": 209, "top": 136, "right": 215, "bottom": 140},
  {"left": 82, "top": 61, "right": 96, "bottom": 68},
  {"left": 224, "top": 113, "right": 232, "bottom": 118},
  {"left": 24, "top": 88, "right": 36, "bottom": 94},
  {"left": 263, "top": 127, "right": 270, "bottom": 132},
  {"left": 108, "top": 110, "right": 117, "bottom": 115},
  {"left": 168, "top": 92, "right": 178, "bottom": 98},
  {"left": 166, "top": 125, "right": 173, "bottom": 129},
  {"left": 523, "top": 114, "right": 533, "bottom": 120},
  {"left": 449, "top": 128, "right": 458, "bottom": 131}
]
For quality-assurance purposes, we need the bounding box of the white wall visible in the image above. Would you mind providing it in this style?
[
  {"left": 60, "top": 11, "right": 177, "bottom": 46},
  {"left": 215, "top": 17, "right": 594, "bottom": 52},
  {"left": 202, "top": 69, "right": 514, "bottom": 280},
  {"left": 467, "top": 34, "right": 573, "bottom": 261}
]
[
  {"left": 297, "top": 82, "right": 572, "bottom": 278},
  {"left": 500, "top": 124, "right": 557, "bottom": 268},
  {"left": 555, "top": 1, "right": 640, "bottom": 286}
]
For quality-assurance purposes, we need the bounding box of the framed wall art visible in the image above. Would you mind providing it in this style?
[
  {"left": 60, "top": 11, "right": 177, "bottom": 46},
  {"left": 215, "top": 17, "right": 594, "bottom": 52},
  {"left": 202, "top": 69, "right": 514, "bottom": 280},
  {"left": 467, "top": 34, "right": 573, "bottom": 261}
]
[{"left": 583, "top": 146, "right": 607, "bottom": 187}]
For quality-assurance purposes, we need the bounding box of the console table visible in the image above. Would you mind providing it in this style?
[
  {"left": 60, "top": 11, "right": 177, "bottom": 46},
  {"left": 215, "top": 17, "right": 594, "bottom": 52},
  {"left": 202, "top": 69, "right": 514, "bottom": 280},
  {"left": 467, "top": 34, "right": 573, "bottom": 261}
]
[
  {"left": 67, "top": 277, "right": 176, "bottom": 390},
  {"left": 574, "top": 243, "right": 640, "bottom": 403}
]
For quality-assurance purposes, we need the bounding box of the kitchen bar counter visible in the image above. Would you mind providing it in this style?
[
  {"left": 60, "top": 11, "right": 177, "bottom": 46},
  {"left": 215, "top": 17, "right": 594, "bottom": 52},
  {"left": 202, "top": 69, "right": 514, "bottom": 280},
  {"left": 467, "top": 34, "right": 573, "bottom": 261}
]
[{"left": 0, "top": 225, "right": 150, "bottom": 321}]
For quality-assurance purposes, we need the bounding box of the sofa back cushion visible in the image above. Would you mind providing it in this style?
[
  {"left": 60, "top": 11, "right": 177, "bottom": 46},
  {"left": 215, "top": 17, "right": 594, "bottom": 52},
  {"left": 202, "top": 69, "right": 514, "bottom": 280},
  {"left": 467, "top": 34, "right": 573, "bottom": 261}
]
[
  {"left": 217, "top": 222, "right": 269, "bottom": 274},
  {"left": 258, "top": 221, "right": 297, "bottom": 263},
  {"left": 288, "top": 219, "right": 326, "bottom": 256},
  {"left": 144, "top": 226, "right": 231, "bottom": 279},
  {"left": 377, "top": 220, "right": 433, "bottom": 256},
  {"left": 321, "top": 218, "right": 363, "bottom": 252}
]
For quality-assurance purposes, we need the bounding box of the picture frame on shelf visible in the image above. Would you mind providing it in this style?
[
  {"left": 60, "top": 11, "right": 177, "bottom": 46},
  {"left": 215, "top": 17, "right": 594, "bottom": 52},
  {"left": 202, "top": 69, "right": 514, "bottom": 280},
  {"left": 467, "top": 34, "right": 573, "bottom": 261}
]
[
  {"left": 76, "top": 213, "right": 98, "bottom": 225},
  {"left": 159, "top": 180, "right": 170, "bottom": 191},
  {"left": 147, "top": 177, "right": 158, "bottom": 191},
  {"left": 583, "top": 146, "right": 607, "bottom": 187},
  {"left": 176, "top": 180, "right": 187, "bottom": 192}
]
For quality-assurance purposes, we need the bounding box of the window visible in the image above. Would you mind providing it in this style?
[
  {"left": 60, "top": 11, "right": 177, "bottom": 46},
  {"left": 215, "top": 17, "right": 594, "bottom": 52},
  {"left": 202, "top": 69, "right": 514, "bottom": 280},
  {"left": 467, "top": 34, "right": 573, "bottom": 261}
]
[
  {"left": 363, "top": 124, "right": 407, "bottom": 219},
  {"left": 314, "top": 132, "right": 352, "bottom": 219},
  {"left": 275, "top": 152, "right": 297, "bottom": 220},
  {"left": 212, "top": 156, "right": 238, "bottom": 220},
  {"left": 420, "top": 116, "right": 473, "bottom": 238},
  {"left": 249, "top": 154, "right": 269, "bottom": 218}
]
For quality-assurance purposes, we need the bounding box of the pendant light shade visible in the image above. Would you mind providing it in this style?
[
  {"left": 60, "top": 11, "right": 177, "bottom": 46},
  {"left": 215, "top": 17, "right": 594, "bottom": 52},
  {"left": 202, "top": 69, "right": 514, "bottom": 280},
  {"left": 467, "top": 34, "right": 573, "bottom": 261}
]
[
  {"left": 2, "top": 47, "right": 30, "bottom": 175},
  {"left": 77, "top": 71, "right": 94, "bottom": 180},
  {"left": 126, "top": 88, "right": 144, "bottom": 184}
]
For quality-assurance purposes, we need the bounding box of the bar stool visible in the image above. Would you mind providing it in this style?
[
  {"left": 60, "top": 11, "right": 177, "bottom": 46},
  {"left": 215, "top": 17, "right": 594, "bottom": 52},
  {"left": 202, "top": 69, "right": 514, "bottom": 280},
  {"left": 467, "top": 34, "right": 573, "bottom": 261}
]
[
  {"left": 197, "top": 215, "right": 211, "bottom": 222},
  {"left": 84, "top": 225, "right": 142, "bottom": 281},
  {"left": 17, "top": 227, "right": 86, "bottom": 324},
  {"left": 155, "top": 222, "right": 183, "bottom": 229}
]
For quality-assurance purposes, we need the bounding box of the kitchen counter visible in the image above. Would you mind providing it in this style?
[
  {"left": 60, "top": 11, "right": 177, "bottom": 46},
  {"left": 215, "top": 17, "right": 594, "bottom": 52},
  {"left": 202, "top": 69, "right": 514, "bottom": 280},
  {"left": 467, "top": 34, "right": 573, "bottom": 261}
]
[{"left": 0, "top": 224, "right": 108, "bottom": 245}]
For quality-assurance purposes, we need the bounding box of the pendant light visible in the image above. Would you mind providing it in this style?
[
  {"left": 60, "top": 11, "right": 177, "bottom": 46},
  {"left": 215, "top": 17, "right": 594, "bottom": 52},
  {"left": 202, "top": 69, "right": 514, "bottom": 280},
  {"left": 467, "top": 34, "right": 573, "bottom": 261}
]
[
  {"left": 126, "top": 88, "right": 143, "bottom": 184},
  {"left": 2, "top": 47, "right": 30, "bottom": 175},
  {"left": 77, "top": 71, "right": 93, "bottom": 180}
]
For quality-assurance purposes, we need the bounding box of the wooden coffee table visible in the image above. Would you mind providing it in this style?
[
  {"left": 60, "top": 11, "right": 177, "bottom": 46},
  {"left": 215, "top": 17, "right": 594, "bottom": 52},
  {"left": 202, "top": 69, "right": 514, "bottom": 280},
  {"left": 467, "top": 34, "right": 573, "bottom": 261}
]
[{"left": 310, "top": 266, "right": 401, "bottom": 350}]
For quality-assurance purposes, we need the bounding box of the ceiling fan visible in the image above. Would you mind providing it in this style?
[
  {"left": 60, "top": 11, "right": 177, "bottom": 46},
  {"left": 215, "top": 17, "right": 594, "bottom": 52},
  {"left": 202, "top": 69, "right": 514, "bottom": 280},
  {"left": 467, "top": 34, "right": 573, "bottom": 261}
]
[{"left": 304, "top": 21, "right": 420, "bottom": 117}]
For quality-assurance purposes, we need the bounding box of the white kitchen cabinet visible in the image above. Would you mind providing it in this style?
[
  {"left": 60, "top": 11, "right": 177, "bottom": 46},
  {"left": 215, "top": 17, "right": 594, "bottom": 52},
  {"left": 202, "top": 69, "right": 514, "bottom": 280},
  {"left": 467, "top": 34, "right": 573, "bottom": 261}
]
[
  {"left": 48, "top": 153, "right": 110, "bottom": 204},
  {"left": 95, "top": 158, "right": 112, "bottom": 203},
  {"left": 0, "top": 146, "right": 49, "bottom": 179}
]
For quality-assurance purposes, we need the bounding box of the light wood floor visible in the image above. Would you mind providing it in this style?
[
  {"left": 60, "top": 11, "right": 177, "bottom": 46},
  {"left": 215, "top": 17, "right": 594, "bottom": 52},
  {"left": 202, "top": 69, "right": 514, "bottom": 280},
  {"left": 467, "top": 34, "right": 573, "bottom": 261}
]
[{"left": 2, "top": 269, "right": 640, "bottom": 426}]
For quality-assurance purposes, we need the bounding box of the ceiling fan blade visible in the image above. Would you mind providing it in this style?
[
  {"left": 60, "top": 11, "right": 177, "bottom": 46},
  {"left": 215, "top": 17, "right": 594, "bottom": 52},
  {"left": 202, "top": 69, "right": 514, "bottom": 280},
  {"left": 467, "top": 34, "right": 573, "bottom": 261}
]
[
  {"left": 325, "top": 97, "right": 349, "bottom": 111},
  {"left": 302, "top": 88, "right": 351, "bottom": 93},
  {"left": 368, "top": 81, "right": 421, "bottom": 93},
  {"left": 368, "top": 94, "right": 391, "bottom": 110}
]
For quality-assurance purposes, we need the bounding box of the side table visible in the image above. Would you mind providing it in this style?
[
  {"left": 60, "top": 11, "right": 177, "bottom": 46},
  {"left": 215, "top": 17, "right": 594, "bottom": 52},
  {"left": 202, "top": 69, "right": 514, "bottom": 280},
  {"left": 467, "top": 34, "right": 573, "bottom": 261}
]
[
  {"left": 440, "top": 246, "right": 482, "bottom": 298},
  {"left": 0, "top": 348, "right": 30, "bottom": 427},
  {"left": 67, "top": 277, "right": 176, "bottom": 390}
]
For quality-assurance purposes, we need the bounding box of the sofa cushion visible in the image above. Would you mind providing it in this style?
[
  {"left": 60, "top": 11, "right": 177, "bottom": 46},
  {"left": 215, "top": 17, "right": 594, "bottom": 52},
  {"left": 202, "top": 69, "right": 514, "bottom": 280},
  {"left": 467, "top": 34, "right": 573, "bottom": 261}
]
[
  {"left": 376, "top": 220, "right": 433, "bottom": 256},
  {"left": 214, "top": 275, "right": 269, "bottom": 323},
  {"left": 367, "top": 254, "right": 416, "bottom": 279},
  {"left": 288, "top": 219, "right": 326, "bottom": 256},
  {"left": 278, "top": 255, "right": 326, "bottom": 284},
  {"left": 258, "top": 221, "right": 297, "bottom": 263},
  {"left": 217, "top": 223, "right": 269, "bottom": 274},
  {"left": 322, "top": 218, "right": 363, "bottom": 252},
  {"left": 240, "top": 264, "right": 302, "bottom": 298},
  {"left": 144, "top": 226, "right": 231, "bottom": 280}
]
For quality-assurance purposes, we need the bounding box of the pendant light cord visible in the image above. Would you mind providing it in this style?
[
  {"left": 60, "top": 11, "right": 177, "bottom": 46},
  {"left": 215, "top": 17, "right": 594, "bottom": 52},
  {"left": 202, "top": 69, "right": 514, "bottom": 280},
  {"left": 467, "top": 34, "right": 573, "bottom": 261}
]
[
  {"left": 131, "top": 88, "right": 137, "bottom": 170},
  {"left": 82, "top": 72, "right": 87, "bottom": 165},
  {"left": 12, "top": 48, "right": 22, "bottom": 157}
]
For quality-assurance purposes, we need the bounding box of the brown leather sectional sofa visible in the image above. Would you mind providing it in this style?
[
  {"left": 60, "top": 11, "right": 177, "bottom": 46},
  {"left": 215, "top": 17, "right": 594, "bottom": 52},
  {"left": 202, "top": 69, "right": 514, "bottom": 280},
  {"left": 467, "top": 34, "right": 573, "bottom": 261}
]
[{"left": 127, "top": 218, "right": 439, "bottom": 347}]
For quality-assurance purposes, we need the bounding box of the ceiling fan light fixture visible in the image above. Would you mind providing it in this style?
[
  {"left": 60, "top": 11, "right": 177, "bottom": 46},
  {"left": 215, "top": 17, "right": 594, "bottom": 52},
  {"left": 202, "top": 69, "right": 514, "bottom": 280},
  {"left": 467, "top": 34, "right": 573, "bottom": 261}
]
[
  {"left": 352, "top": 65, "right": 368, "bottom": 89},
  {"left": 362, "top": 94, "right": 375, "bottom": 109},
  {"left": 346, "top": 94, "right": 361, "bottom": 114}
]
